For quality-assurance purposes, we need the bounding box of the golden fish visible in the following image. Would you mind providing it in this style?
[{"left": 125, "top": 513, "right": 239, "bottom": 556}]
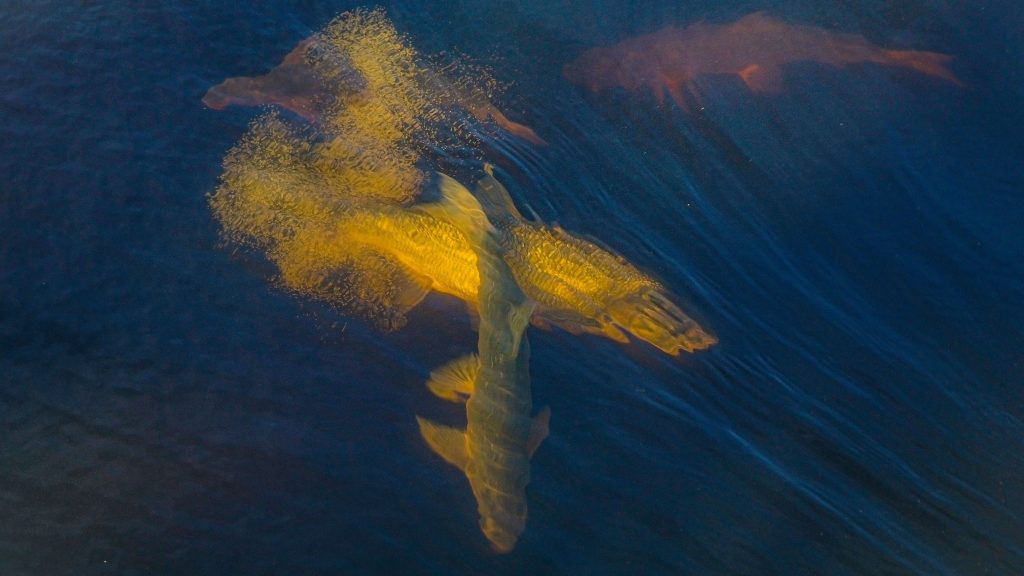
[
  {"left": 206, "top": 9, "right": 714, "bottom": 355},
  {"left": 265, "top": 168, "right": 716, "bottom": 355},
  {"left": 477, "top": 168, "right": 715, "bottom": 354}
]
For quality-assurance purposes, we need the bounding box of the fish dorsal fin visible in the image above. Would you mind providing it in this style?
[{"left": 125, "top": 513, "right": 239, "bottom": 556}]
[
  {"left": 735, "top": 11, "right": 771, "bottom": 25},
  {"left": 415, "top": 416, "right": 469, "bottom": 472},
  {"left": 528, "top": 406, "right": 551, "bottom": 458},
  {"left": 417, "top": 173, "right": 492, "bottom": 240},
  {"left": 474, "top": 164, "right": 524, "bottom": 222},
  {"left": 426, "top": 354, "right": 479, "bottom": 403}
]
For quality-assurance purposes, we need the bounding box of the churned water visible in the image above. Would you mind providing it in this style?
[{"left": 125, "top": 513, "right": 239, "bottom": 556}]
[{"left": 2, "top": 1, "right": 1022, "bottom": 574}]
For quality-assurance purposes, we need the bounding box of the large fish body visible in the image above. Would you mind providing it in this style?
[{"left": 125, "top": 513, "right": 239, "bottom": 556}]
[
  {"left": 564, "top": 12, "right": 960, "bottom": 107},
  {"left": 474, "top": 170, "right": 715, "bottom": 354},
  {"left": 416, "top": 174, "right": 548, "bottom": 553},
  {"left": 297, "top": 173, "right": 716, "bottom": 354}
]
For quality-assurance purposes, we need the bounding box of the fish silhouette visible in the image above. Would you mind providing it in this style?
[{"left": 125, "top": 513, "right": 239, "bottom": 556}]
[
  {"left": 204, "top": 35, "right": 545, "bottom": 144},
  {"left": 563, "top": 12, "right": 961, "bottom": 109},
  {"left": 202, "top": 38, "right": 338, "bottom": 122},
  {"left": 416, "top": 173, "right": 549, "bottom": 553}
]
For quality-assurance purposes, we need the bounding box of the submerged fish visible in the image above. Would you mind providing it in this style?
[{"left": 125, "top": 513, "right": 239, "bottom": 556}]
[
  {"left": 563, "top": 11, "right": 961, "bottom": 109},
  {"left": 204, "top": 32, "right": 545, "bottom": 144},
  {"left": 202, "top": 38, "right": 350, "bottom": 122},
  {"left": 270, "top": 168, "right": 716, "bottom": 355},
  {"left": 416, "top": 174, "right": 549, "bottom": 553}
]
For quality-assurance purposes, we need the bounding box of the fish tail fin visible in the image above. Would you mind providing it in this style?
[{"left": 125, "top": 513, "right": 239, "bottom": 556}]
[
  {"left": 500, "top": 119, "right": 548, "bottom": 147},
  {"left": 886, "top": 49, "right": 963, "bottom": 86},
  {"left": 465, "top": 102, "right": 547, "bottom": 146},
  {"left": 486, "top": 107, "right": 548, "bottom": 146}
]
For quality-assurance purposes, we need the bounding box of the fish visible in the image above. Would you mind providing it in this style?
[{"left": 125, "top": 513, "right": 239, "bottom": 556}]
[
  {"left": 415, "top": 173, "right": 550, "bottom": 553},
  {"left": 207, "top": 24, "right": 713, "bottom": 355},
  {"left": 202, "top": 38, "right": 347, "bottom": 122},
  {"left": 563, "top": 11, "right": 962, "bottom": 109},
  {"left": 428, "top": 73, "right": 548, "bottom": 146},
  {"left": 204, "top": 31, "right": 545, "bottom": 144},
  {"left": 473, "top": 166, "right": 716, "bottom": 354},
  {"left": 262, "top": 167, "right": 716, "bottom": 355}
]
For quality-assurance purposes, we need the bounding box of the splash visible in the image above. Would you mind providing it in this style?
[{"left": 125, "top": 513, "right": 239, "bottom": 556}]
[
  {"left": 210, "top": 12, "right": 436, "bottom": 235},
  {"left": 211, "top": 9, "right": 515, "bottom": 329}
]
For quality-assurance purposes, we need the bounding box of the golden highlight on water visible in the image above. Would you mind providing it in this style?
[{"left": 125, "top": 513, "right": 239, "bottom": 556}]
[{"left": 207, "top": 7, "right": 715, "bottom": 553}]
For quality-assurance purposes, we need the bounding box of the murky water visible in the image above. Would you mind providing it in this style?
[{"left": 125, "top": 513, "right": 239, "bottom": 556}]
[{"left": 2, "top": 1, "right": 1022, "bottom": 574}]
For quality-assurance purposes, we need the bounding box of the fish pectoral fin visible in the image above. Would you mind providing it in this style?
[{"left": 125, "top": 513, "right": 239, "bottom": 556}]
[
  {"left": 530, "top": 314, "right": 554, "bottom": 331},
  {"left": 737, "top": 64, "right": 782, "bottom": 93},
  {"left": 528, "top": 406, "right": 551, "bottom": 458},
  {"left": 474, "top": 165, "right": 525, "bottom": 222},
  {"left": 426, "top": 354, "right": 479, "bottom": 402},
  {"left": 601, "top": 321, "right": 630, "bottom": 343},
  {"left": 416, "top": 417, "right": 469, "bottom": 471},
  {"left": 393, "top": 266, "right": 433, "bottom": 311},
  {"left": 534, "top": 307, "right": 601, "bottom": 335}
]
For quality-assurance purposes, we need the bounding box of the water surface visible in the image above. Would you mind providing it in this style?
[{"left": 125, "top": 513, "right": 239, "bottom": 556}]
[{"left": 2, "top": 1, "right": 1023, "bottom": 574}]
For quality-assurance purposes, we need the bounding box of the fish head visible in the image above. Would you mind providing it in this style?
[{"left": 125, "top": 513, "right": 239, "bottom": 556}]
[
  {"left": 605, "top": 288, "right": 717, "bottom": 355},
  {"left": 202, "top": 77, "right": 262, "bottom": 110}
]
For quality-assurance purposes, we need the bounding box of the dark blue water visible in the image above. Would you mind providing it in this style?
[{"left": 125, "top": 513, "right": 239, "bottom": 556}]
[{"left": 2, "top": 1, "right": 1023, "bottom": 574}]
